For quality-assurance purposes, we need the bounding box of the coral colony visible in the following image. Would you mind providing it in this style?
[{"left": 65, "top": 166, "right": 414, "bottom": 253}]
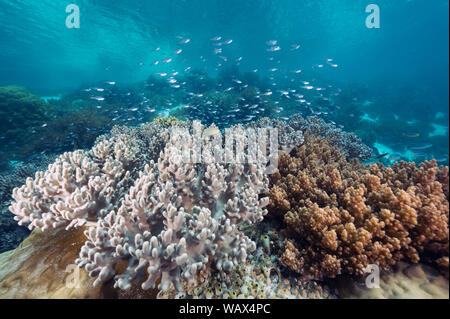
[
  {"left": 4, "top": 115, "right": 449, "bottom": 298},
  {"left": 270, "top": 135, "right": 448, "bottom": 280},
  {"left": 10, "top": 121, "right": 273, "bottom": 291}
]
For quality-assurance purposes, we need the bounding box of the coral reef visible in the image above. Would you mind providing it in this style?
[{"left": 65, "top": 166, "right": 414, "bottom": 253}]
[
  {"left": 0, "top": 86, "right": 54, "bottom": 137},
  {"left": 269, "top": 135, "right": 449, "bottom": 280},
  {"left": 0, "top": 154, "right": 56, "bottom": 204},
  {"left": 4, "top": 115, "right": 447, "bottom": 299},
  {"left": 10, "top": 130, "right": 149, "bottom": 231},
  {"left": 156, "top": 212, "right": 336, "bottom": 299},
  {"left": 152, "top": 116, "right": 180, "bottom": 126},
  {"left": 9, "top": 120, "right": 269, "bottom": 293},
  {"left": 246, "top": 117, "right": 305, "bottom": 153},
  {"left": 0, "top": 225, "right": 159, "bottom": 298},
  {"left": 158, "top": 247, "right": 336, "bottom": 299},
  {"left": 0, "top": 155, "right": 57, "bottom": 253}
]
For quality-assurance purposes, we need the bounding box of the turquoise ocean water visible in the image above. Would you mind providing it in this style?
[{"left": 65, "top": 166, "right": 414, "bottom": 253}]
[{"left": 0, "top": 0, "right": 448, "bottom": 169}]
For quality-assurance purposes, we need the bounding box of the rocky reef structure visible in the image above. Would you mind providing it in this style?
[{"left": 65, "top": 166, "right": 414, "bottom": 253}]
[
  {"left": 269, "top": 135, "right": 449, "bottom": 280},
  {"left": 0, "top": 86, "right": 57, "bottom": 170},
  {"left": 25, "top": 109, "right": 112, "bottom": 158},
  {"left": 9, "top": 120, "right": 270, "bottom": 292},
  {"left": 0, "top": 86, "right": 54, "bottom": 136}
]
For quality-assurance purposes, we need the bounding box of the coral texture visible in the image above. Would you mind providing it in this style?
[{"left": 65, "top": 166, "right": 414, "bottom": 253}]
[
  {"left": 0, "top": 86, "right": 53, "bottom": 137},
  {"left": 246, "top": 117, "right": 304, "bottom": 154},
  {"left": 9, "top": 121, "right": 180, "bottom": 232},
  {"left": 289, "top": 115, "right": 372, "bottom": 161},
  {"left": 10, "top": 131, "right": 146, "bottom": 231},
  {"left": 152, "top": 116, "right": 180, "bottom": 126},
  {"left": 0, "top": 226, "right": 102, "bottom": 298},
  {"left": 269, "top": 135, "right": 449, "bottom": 280},
  {"left": 0, "top": 155, "right": 58, "bottom": 253},
  {"left": 0, "top": 155, "right": 55, "bottom": 204},
  {"left": 249, "top": 115, "right": 371, "bottom": 161},
  {"left": 0, "top": 86, "right": 57, "bottom": 170},
  {"left": 158, "top": 246, "right": 336, "bottom": 299},
  {"left": 0, "top": 225, "right": 158, "bottom": 298},
  {"left": 9, "top": 121, "right": 269, "bottom": 292}
]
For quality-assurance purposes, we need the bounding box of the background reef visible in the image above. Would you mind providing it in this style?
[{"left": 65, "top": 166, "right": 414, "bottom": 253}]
[{"left": 1, "top": 67, "right": 448, "bottom": 173}]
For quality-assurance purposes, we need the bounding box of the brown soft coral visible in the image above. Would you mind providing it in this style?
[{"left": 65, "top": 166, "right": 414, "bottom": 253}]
[{"left": 269, "top": 135, "right": 449, "bottom": 280}]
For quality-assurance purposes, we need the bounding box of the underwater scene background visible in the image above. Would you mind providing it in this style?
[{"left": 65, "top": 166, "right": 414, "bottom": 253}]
[
  {"left": 0, "top": 0, "right": 448, "bottom": 299},
  {"left": 0, "top": 0, "right": 448, "bottom": 169}
]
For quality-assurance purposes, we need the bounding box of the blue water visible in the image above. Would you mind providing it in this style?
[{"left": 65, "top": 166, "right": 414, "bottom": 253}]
[{"left": 0, "top": 0, "right": 448, "bottom": 168}]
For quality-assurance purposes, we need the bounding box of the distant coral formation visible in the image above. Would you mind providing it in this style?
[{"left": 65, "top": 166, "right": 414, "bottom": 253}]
[
  {"left": 288, "top": 115, "right": 372, "bottom": 161},
  {"left": 0, "top": 86, "right": 57, "bottom": 169},
  {"left": 152, "top": 115, "right": 180, "bottom": 126},
  {"left": 0, "top": 86, "right": 52, "bottom": 135},
  {"left": 248, "top": 115, "right": 371, "bottom": 161},
  {"left": 26, "top": 109, "right": 113, "bottom": 157},
  {"left": 269, "top": 135, "right": 449, "bottom": 280}
]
